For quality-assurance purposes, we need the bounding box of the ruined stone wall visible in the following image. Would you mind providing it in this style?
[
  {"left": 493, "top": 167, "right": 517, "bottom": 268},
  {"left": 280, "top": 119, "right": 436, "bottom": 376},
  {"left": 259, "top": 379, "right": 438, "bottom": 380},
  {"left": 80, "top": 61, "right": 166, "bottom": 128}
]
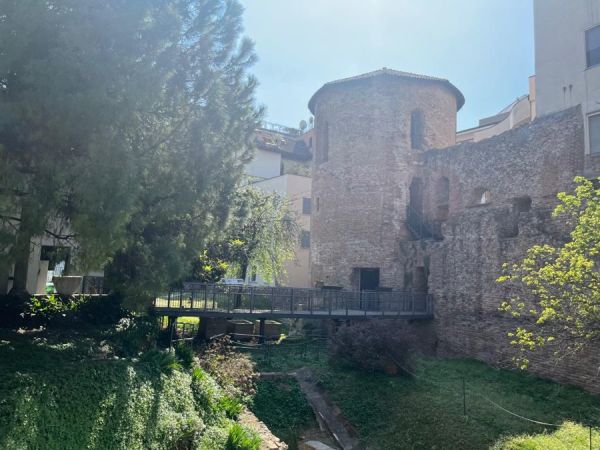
[
  {"left": 310, "top": 76, "right": 457, "bottom": 288},
  {"left": 416, "top": 107, "right": 600, "bottom": 392}
]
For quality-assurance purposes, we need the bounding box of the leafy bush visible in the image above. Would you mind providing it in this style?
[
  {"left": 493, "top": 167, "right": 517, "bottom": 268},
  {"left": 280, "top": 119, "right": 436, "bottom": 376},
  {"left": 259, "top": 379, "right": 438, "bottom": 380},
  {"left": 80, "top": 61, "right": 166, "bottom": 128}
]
[
  {"left": 75, "top": 294, "right": 127, "bottom": 324},
  {"left": 493, "top": 422, "right": 600, "bottom": 449},
  {"left": 110, "top": 316, "right": 159, "bottom": 357},
  {"left": 225, "top": 423, "right": 261, "bottom": 450},
  {"left": 175, "top": 342, "right": 195, "bottom": 369},
  {"left": 0, "top": 334, "right": 210, "bottom": 450},
  {"left": 218, "top": 395, "right": 244, "bottom": 419},
  {"left": 199, "top": 336, "right": 257, "bottom": 401},
  {"left": 330, "top": 320, "right": 416, "bottom": 374},
  {"left": 25, "top": 294, "right": 88, "bottom": 327},
  {"left": 140, "top": 348, "right": 182, "bottom": 374}
]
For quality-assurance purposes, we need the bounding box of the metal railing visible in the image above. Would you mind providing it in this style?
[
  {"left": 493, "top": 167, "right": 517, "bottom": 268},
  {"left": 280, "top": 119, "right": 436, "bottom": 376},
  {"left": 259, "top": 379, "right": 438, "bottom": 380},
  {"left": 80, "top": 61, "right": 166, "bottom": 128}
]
[{"left": 153, "top": 284, "right": 434, "bottom": 319}]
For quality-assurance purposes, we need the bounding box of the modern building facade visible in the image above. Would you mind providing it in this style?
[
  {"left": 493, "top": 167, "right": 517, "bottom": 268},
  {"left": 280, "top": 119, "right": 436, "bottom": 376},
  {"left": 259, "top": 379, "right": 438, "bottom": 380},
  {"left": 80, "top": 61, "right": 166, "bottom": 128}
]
[{"left": 246, "top": 123, "right": 313, "bottom": 287}]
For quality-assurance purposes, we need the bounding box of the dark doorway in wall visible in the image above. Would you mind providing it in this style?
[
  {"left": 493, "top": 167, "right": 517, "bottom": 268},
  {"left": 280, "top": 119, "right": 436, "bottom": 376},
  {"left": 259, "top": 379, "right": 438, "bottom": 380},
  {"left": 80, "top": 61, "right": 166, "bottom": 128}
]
[
  {"left": 413, "top": 266, "right": 428, "bottom": 293},
  {"left": 409, "top": 177, "right": 424, "bottom": 213},
  {"left": 358, "top": 268, "right": 380, "bottom": 291}
]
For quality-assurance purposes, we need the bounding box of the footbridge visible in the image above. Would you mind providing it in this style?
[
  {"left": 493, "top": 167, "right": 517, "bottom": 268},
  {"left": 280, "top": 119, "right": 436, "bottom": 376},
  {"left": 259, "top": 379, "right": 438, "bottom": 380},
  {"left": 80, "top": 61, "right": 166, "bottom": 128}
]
[{"left": 153, "top": 284, "right": 434, "bottom": 320}]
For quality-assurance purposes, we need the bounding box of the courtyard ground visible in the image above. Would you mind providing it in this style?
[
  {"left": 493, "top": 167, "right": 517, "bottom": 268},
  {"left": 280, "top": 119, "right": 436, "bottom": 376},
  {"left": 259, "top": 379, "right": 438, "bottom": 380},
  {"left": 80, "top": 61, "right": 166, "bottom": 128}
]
[{"left": 246, "top": 338, "right": 600, "bottom": 449}]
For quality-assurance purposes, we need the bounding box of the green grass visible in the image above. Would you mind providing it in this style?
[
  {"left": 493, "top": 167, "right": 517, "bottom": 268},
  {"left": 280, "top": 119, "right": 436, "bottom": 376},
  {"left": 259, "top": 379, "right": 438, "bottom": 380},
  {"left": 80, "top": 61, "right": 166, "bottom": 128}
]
[
  {"left": 493, "top": 422, "right": 600, "bottom": 449},
  {"left": 0, "top": 329, "right": 236, "bottom": 450},
  {"left": 242, "top": 337, "right": 328, "bottom": 373},
  {"left": 315, "top": 358, "right": 600, "bottom": 450},
  {"left": 250, "top": 378, "right": 317, "bottom": 450},
  {"left": 178, "top": 316, "right": 200, "bottom": 325}
]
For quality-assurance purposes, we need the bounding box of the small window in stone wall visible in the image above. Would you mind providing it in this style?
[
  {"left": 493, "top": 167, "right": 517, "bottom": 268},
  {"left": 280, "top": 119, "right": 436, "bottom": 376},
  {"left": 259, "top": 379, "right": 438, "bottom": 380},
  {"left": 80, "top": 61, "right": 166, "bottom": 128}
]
[
  {"left": 512, "top": 196, "right": 532, "bottom": 213},
  {"left": 300, "top": 230, "right": 310, "bottom": 249},
  {"left": 410, "top": 110, "right": 424, "bottom": 150},
  {"left": 471, "top": 187, "right": 492, "bottom": 206}
]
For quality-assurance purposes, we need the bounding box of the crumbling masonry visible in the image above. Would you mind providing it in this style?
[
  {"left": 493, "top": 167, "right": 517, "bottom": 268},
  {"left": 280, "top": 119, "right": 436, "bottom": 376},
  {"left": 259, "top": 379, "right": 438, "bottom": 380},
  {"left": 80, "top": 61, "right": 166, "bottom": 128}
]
[{"left": 308, "top": 69, "right": 600, "bottom": 393}]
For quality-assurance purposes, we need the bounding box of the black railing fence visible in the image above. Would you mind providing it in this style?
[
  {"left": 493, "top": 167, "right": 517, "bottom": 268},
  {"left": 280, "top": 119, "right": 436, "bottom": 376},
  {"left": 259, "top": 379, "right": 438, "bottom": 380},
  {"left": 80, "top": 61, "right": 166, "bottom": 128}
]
[{"left": 154, "top": 284, "right": 434, "bottom": 319}]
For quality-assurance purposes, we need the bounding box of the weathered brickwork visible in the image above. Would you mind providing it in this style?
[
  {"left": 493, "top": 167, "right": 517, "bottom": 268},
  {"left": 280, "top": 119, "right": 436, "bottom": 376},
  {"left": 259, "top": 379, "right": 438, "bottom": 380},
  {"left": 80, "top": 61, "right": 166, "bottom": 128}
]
[
  {"left": 310, "top": 73, "right": 458, "bottom": 288},
  {"left": 310, "top": 69, "right": 600, "bottom": 393},
  {"left": 418, "top": 107, "right": 600, "bottom": 393}
]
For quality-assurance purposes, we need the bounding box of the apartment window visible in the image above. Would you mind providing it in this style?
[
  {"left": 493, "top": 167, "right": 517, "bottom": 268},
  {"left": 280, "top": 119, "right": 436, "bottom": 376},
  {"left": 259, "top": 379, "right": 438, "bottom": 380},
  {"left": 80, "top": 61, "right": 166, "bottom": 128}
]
[
  {"left": 586, "top": 25, "right": 600, "bottom": 68},
  {"left": 302, "top": 197, "right": 312, "bottom": 214},
  {"left": 410, "top": 110, "right": 424, "bottom": 149},
  {"left": 590, "top": 113, "right": 600, "bottom": 154},
  {"left": 300, "top": 230, "right": 310, "bottom": 249}
]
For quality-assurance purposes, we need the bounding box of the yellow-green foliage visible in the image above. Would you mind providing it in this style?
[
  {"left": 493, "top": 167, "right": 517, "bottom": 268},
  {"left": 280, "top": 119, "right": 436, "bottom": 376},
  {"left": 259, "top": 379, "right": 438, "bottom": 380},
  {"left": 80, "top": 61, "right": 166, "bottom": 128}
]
[
  {"left": 494, "top": 422, "right": 600, "bottom": 450},
  {"left": 0, "top": 333, "right": 244, "bottom": 450},
  {"left": 499, "top": 176, "right": 600, "bottom": 367}
]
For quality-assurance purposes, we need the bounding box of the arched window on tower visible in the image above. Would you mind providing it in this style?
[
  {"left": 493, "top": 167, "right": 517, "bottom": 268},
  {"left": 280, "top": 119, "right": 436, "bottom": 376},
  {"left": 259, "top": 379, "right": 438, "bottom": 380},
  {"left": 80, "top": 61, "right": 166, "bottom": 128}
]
[
  {"left": 410, "top": 110, "right": 424, "bottom": 150},
  {"left": 472, "top": 187, "right": 492, "bottom": 206},
  {"left": 318, "top": 121, "right": 329, "bottom": 164},
  {"left": 435, "top": 176, "right": 450, "bottom": 221}
]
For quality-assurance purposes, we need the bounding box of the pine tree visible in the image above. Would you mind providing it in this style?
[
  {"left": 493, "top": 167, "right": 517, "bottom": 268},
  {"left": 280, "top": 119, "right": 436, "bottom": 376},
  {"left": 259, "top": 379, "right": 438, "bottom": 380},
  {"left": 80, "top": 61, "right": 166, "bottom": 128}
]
[{"left": 0, "top": 0, "right": 261, "bottom": 301}]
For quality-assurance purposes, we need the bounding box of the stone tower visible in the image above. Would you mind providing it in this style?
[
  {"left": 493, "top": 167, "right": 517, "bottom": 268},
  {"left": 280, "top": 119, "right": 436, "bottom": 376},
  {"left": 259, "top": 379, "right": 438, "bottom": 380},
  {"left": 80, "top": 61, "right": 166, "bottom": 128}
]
[{"left": 308, "top": 68, "right": 464, "bottom": 290}]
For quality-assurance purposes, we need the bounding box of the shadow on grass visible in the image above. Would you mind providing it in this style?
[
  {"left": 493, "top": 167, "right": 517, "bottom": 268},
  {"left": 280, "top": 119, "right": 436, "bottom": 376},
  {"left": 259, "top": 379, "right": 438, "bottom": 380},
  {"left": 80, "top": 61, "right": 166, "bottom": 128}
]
[
  {"left": 0, "top": 330, "right": 175, "bottom": 450},
  {"left": 314, "top": 358, "right": 600, "bottom": 450}
]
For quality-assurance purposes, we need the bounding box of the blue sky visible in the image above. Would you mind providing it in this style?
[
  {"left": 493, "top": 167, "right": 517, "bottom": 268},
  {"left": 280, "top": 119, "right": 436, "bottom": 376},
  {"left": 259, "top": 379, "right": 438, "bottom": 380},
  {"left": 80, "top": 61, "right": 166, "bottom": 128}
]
[{"left": 239, "top": 0, "right": 534, "bottom": 131}]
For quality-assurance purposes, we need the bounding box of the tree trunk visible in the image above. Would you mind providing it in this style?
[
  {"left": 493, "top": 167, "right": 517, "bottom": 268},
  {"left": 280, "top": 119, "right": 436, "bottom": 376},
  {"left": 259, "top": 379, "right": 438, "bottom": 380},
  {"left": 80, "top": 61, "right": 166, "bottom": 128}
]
[
  {"left": 11, "top": 227, "right": 32, "bottom": 293},
  {"left": 0, "top": 264, "right": 9, "bottom": 295}
]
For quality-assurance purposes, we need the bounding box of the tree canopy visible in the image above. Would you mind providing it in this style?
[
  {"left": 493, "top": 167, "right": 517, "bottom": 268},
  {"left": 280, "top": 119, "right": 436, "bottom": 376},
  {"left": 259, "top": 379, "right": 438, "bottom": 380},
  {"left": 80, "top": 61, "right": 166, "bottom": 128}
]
[
  {"left": 189, "top": 187, "right": 298, "bottom": 286},
  {"left": 499, "top": 176, "right": 600, "bottom": 368},
  {"left": 0, "top": 0, "right": 261, "bottom": 301}
]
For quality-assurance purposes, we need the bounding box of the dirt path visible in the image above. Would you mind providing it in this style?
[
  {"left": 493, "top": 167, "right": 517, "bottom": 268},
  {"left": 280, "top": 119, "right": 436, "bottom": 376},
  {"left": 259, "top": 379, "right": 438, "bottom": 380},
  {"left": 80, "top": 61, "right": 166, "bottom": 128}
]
[{"left": 289, "top": 368, "right": 361, "bottom": 450}]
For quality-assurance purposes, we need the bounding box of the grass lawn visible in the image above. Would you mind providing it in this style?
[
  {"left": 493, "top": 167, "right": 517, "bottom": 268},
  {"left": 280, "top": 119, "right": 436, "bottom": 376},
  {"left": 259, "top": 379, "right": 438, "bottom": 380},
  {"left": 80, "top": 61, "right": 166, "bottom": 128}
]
[
  {"left": 244, "top": 338, "right": 600, "bottom": 450},
  {"left": 319, "top": 358, "right": 600, "bottom": 449}
]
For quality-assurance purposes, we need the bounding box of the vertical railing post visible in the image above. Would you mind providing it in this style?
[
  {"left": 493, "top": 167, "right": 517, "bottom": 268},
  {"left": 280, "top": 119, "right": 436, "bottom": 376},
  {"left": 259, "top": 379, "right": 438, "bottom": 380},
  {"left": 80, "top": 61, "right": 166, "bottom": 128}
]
[
  {"left": 212, "top": 286, "right": 216, "bottom": 309},
  {"left": 270, "top": 288, "right": 275, "bottom": 314},
  {"left": 345, "top": 292, "right": 349, "bottom": 316},
  {"left": 167, "top": 291, "right": 171, "bottom": 309},
  {"left": 179, "top": 290, "right": 183, "bottom": 309},
  {"left": 411, "top": 292, "right": 416, "bottom": 317},
  {"left": 203, "top": 286, "right": 208, "bottom": 311},
  {"left": 328, "top": 293, "right": 332, "bottom": 316},
  {"left": 290, "top": 288, "right": 295, "bottom": 315},
  {"left": 250, "top": 287, "right": 254, "bottom": 313},
  {"left": 190, "top": 290, "right": 195, "bottom": 310}
]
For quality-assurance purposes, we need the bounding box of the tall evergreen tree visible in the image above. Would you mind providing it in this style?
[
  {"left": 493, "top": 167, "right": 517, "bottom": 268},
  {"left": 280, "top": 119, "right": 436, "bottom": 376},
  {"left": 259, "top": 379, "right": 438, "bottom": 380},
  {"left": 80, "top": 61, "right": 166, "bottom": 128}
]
[{"left": 0, "top": 0, "right": 260, "bottom": 301}]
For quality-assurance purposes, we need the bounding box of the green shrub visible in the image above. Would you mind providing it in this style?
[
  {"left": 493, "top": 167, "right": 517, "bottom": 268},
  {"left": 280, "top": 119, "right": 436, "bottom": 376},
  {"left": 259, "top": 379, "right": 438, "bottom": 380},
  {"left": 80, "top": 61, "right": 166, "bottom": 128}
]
[
  {"left": 26, "top": 294, "right": 86, "bottom": 324},
  {"left": 218, "top": 395, "right": 244, "bottom": 419},
  {"left": 0, "top": 334, "right": 207, "bottom": 450},
  {"left": 140, "top": 348, "right": 181, "bottom": 374},
  {"left": 111, "top": 316, "right": 159, "bottom": 357},
  {"left": 75, "top": 294, "right": 127, "bottom": 324},
  {"left": 199, "top": 336, "right": 257, "bottom": 401},
  {"left": 225, "top": 423, "right": 261, "bottom": 450},
  {"left": 191, "top": 367, "right": 222, "bottom": 418},
  {"left": 175, "top": 342, "right": 195, "bottom": 369},
  {"left": 493, "top": 422, "right": 600, "bottom": 449}
]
